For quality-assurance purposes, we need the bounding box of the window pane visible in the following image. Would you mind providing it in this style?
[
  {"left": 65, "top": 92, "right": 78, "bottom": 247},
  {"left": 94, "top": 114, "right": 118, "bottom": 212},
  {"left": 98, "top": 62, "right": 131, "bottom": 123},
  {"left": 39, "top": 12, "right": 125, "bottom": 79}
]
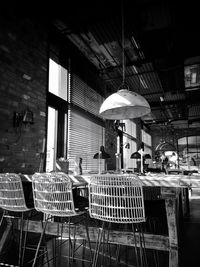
[
  {"left": 46, "top": 107, "right": 58, "bottom": 172},
  {"left": 122, "top": 120, "right": 137, "bottom": 169},
  {"left": 123, "top": 136, "right": 137, "bottom": 169},
  {"left": 49, "top": 58, "right": 68, "bottom": 101},
  {"left": 185, "top": 64, "right": 200, "bottom": 88},
  {"left": 142, "top": 129, "right": 152, "bottom": 146},
  {"left": 122, "top": 120, "right": 136, "bottom": 138}
]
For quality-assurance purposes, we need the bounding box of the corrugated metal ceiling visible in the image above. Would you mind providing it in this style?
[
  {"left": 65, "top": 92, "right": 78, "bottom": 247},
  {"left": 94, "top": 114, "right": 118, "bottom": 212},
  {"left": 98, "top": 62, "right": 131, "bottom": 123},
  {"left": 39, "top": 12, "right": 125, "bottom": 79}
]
[{"left": 51, "top": 0, "right": 200, "bottom": 130}]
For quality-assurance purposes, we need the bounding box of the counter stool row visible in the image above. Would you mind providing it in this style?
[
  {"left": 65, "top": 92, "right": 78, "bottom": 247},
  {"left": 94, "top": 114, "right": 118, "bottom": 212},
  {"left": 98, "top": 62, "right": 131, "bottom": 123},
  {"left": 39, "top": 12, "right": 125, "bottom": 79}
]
[{"left": 0, "top": 172, "right": 158, "bottom": 267}]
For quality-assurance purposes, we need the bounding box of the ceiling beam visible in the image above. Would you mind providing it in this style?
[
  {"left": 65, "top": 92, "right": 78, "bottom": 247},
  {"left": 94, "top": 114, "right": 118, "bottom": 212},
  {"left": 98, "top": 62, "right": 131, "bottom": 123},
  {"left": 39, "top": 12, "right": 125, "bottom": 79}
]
[{"left": 149, "top": 98, "right": 200, "bottom": 108}]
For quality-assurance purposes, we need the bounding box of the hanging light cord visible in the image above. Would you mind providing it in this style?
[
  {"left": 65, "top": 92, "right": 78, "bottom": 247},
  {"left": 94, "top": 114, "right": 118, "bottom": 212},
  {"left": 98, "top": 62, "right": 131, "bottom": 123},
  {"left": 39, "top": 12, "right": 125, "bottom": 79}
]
[
  {"left": 121, "top": 0, "right": 129, "bottom": 91},
  {"left": 121, "top": 0, "right": 125, "bottom": 86}
]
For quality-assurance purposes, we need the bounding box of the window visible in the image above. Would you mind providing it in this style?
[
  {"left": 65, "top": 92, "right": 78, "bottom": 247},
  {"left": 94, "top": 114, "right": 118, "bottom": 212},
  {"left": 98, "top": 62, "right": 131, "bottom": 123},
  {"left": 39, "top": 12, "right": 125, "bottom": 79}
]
[
  {"left": 178, "top": 136, "right": 200, "bottom": 170},
  {"left": 46, "top": 58, "right": 69, "bottom": 172},
  {"left": 67, "top": 73, "right": 105, "bottom": 173},
  {"left": 49, "top": 59, "right": 68, "bottom": 101},
  {"left": 46, "top": 107, "right": 58, "bottom": 172},
  {"left": 184, "top": 63, "right": 200, "bottom": 90},
  {"left": 47, "top": 55, "right": 105, "bottom": 174},
  {"left": 122, "top": 120, "right": 137, "bottom": 169},
  {"left": 141, "top": 129, "right": 152, "bottom": 156}
]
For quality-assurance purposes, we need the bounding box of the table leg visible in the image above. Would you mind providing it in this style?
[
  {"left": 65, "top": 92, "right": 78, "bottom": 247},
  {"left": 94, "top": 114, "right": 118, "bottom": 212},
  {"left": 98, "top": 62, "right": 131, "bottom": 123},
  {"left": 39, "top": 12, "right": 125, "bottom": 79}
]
[
  {"left": 169, "top": 248, "right": 178, "bottom": 267},
  {"left": 181, "top": 187, "right": 190, "bottom": 217},
  {"left": 165, "top": 198, "right": 179, "bottom": 267}
]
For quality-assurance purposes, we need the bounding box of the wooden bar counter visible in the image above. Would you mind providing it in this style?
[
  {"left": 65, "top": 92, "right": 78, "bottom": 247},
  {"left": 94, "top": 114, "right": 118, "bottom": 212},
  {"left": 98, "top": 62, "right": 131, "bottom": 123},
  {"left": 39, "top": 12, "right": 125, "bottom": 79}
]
[{"left": 1, "top": 173, "right": 199, "bottom": 267}]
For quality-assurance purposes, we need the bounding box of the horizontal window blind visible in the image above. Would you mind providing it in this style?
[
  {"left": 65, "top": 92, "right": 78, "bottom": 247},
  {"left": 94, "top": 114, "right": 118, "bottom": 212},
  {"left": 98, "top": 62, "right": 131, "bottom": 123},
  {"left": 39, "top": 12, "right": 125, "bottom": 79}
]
[
  {"left": 69, "top": 73, "right": 104, "bottom": 117},
  {"left": 67, "top": 109, "right": 105, "bottom": 172},
  {"left": 67, "top": 72, "right": 105, "bottom": 173}
]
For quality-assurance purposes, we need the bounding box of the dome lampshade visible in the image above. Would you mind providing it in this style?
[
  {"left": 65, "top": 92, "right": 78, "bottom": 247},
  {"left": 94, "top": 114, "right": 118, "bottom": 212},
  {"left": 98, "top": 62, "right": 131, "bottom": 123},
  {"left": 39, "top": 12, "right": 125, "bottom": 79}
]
[
  {"left": 99, "top": 89, "right": 151, "bottom": 120},
  {"left": 93, "top": 146, "right": 111, "bottom": 159},
  {"left": 130, "top": 151, "right": 141, "bottom": 159},
  {"left": 144, "top": 154, "right": 151, "bottom": 159}
]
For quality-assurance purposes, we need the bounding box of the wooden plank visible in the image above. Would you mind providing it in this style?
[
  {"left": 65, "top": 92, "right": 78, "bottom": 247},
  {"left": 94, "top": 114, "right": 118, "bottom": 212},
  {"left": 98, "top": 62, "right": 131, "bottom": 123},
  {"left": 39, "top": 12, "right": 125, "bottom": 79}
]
[
  {"left": 169, "top": 248, "right": 178, "bottom": 267},
  {"left": 161, "top": 187, "right": 179, "bottom": 199},
  {"left": 22, "top": 173, "right": 200, "bottom": 189},
  {"left": 14, "top": 219, "right": 170, "bottom": 251},
  {"left": 165, "top": 198, "right": 179, "bottom": 267},
  {"left": 165, "top": 198, "right": 178, "bottom": 247},
  {"left": 181, "top": 187, "right": 190, "bottom": 217}
]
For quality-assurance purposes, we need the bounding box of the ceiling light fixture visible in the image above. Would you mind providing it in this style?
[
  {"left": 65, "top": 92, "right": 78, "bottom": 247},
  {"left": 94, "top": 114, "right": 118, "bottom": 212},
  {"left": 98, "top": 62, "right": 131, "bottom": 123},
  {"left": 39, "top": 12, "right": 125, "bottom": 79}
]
[
  {"left": 130, "top": 151, "right": 141, "bottom": 159},
  {"left": 99, "top": 1, "right": 151, "bottom": 120},
  {"left": 93, "top": 145, "right": 111, "bottom": 159},
  {"left": 160, "top": 96, "right": 164, "bottom": 102}
]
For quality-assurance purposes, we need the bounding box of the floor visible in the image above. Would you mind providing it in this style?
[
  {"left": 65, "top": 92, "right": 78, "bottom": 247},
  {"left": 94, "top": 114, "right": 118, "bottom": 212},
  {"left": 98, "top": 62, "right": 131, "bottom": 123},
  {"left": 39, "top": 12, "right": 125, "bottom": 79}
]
[
  {"left": 179, "top": 188, "right": 200, "bottom": 267},
  {"left": 1, "top": 189, "right": 200, "bottom": 266}
]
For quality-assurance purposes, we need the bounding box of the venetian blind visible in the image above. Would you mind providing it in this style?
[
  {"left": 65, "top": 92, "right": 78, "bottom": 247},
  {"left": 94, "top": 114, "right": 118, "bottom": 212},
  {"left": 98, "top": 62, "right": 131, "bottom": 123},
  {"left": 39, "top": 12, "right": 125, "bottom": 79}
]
[
  {"left": 69, "top": 74, "right": 104, "bottom": 116},
  {"left": 67, "top": 73, "right": 105, "bottom": 173}
]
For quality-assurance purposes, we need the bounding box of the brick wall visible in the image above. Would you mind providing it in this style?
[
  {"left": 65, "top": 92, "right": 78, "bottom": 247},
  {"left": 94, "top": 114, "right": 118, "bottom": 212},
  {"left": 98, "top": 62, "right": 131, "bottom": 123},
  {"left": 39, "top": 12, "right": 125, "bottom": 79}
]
[
  {"left": 0, "top": 16, "right": 48, "bottom": 174},
  {"left": 0, "top": 15, "right": 145, "bottom": 174}
]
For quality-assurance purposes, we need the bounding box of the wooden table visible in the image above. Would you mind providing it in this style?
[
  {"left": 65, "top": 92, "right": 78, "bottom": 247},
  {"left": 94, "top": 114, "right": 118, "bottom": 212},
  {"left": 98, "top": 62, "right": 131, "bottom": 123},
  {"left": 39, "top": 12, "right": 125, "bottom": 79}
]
[
  {"left": 70, "top": 174, "right": 188, "bottom": 267},
  {"left": 1, "top": 173, "right": 200, "bottom": 267}
]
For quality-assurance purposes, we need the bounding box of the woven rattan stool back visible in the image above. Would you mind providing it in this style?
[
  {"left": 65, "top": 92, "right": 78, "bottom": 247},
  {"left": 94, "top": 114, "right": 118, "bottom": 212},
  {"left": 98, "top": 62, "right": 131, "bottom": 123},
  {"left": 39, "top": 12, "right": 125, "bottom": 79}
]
[
  {"left": 32, "top": 172, "right": 76, "bottom": 217},
  {"left": 89, "top": 174, "right": 145, "bottom": 223},
  {"left": 0, "top": 173, "right": 30, "bottom": 212}
]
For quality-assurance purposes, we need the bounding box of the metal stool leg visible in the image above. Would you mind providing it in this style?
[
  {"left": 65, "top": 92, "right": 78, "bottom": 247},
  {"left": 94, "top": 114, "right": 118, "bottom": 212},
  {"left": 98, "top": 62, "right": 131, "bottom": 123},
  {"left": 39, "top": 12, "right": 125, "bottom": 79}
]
[
  {"left": 84, "top": 214, "right": 93, "bottom": 263},
  {"left": 0, "top": 210, "right": 5, "bottom": 228},
  {"left": 92, "top": 221, "right": 105, "bottom": 267},
  {"left": 21, "top": 213, "right": 30, "bottom": 265},
  {"left": 68, "top": 218, "right": 71, "bottom": 266},
  {"left": 132, "top": 224, "right": 140, "bottom": 267},
  {"left": 31, "top": 216, "right": 50, "bottom": 267},
  {"left": 148, "top": 218, "right": 159, "bottom": 267},
  {"left": 18, "top": 212, "right": 24, "bottom": 267},
  {"left": 115, "top": 245, "right": 121, "bottom": 267},
  {"left": 137, "top": 223, "right": 148, "bottom": 267}
]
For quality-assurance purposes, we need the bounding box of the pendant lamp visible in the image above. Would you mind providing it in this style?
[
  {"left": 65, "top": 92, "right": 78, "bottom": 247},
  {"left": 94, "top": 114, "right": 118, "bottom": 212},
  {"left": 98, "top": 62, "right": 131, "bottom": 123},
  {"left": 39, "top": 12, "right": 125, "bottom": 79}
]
[
  {"left": 93, "top": 145, "right": 111, "bottom": 159},
  {"left": 130, "top": 151, "right": 141, "bottom": 174},
  {"left": 99, "top": 1, "right": 151, "bottom": 120},
  {"left": 130, "top": 151, "right": 141, "bottom": 159},
  {"left": 144, "top": 154, "right": 152, "bottom": 159},
  {"left": 93, "top": 145, "right": 110, "bottom": 174}
]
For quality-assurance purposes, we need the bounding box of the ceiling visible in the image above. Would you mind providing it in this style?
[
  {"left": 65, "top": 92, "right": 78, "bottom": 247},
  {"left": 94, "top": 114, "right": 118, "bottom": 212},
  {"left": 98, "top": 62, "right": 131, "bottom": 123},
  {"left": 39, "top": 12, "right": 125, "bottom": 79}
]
[{"left": 13, "top": 0, "right": 200, "bottom": 130}]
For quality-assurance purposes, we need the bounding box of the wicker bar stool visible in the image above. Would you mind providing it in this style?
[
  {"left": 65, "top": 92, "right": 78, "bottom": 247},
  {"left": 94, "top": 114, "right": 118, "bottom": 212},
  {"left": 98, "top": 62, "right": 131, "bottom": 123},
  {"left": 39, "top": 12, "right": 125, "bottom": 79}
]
[
  {"left": 0, "top": 173, "right": 46, "bottom": 267},
  {"left": 88, "top": 174, "right": 148, "bottom": 267},
  {"left": 31, "top": 172, "right": 92, "bottom": 267}
]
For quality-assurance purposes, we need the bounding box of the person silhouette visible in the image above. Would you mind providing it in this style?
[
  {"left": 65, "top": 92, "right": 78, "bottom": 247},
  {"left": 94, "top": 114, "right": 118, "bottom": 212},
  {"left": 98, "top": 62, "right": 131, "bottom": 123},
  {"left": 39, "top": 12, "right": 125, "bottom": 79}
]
[
  {"left": 162, "top": 157, "right": 169, "bottom": 174},
  {"left": 79, "top": 157, "right": 83, "bottom": 175}
]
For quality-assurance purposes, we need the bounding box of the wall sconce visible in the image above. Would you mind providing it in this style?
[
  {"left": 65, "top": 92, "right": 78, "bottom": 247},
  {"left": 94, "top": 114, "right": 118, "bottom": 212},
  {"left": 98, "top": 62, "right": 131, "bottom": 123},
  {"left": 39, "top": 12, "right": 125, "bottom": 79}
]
[
  {"left": 13, "top": 109, "right": 34, "bottom": 128},
  {"left": 113, "top": 120, "right": 126, "bottom": 132},
  {"left": 121, "top": 142, "right": 130, "bottom": 149}
]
